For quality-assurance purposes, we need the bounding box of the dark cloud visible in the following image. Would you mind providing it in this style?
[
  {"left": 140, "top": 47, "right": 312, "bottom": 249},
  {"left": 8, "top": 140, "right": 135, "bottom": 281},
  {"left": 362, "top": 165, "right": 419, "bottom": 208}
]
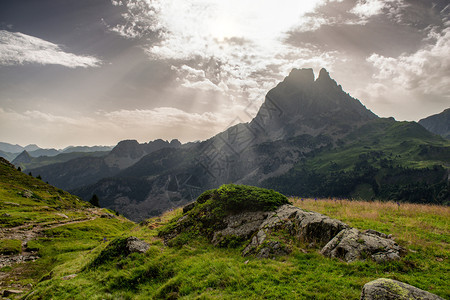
[{"left": 286, "top": 0, "right": 447, "bottom": 57}]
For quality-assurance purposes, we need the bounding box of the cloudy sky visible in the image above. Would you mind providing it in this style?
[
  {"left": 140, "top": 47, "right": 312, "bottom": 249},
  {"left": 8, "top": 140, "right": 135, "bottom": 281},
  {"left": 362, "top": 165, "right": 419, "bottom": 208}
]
[{"left": 0, "top": 0, "right": 449, "bottom": 148}]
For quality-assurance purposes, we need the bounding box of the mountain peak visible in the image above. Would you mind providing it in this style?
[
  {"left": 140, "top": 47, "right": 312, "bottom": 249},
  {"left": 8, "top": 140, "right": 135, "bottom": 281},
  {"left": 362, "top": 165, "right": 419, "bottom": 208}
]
[
  {"left": 285, "top": 68, "right": 315, "bottom": 86},
  {"left": 251, "top": 67, "right": 377, "bottom": 140},
  {"left": 12, "top": 150, "right": 32, "bottom": 166},
  {"left": 318, "top": 68, "right": 330, "bottom": 80},
  {"left": 316, "top": 68, "right": 338, "bottom": 88}
]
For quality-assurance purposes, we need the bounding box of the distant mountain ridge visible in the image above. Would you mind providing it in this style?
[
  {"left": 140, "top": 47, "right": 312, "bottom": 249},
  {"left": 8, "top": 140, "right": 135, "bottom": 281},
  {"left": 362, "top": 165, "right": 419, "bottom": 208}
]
[
  {"left": 27, "top": 139, "right": 182, "bottom": 190},
  {"left": 0, "top": 142, "right": 114, "bottom": 157},
  {"left": 0, "top": 142, "right": 115, "bottom": 163},
  {"left": 419, "top": 108, "right": 450, "bottom": 139}
]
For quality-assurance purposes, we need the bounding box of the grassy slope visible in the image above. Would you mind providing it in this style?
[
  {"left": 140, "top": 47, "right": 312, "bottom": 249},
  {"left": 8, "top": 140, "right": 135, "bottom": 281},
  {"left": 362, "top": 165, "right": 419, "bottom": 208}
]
[
  {"left": 310, "top": 119, "right": 450, "bottom": 171},
  {"left": 0, "top": 160, "right": 134, "bottom": 296},
  {"left": 28, "top": 198, "right": 449, "bottom": 300},
  {"left": 263, "top": 119, "right": 450, "bottom": 202}
]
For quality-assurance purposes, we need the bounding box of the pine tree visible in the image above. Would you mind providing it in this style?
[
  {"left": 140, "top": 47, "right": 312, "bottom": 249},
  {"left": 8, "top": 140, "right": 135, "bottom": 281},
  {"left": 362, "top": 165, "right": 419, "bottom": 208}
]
[{"left": 89, "top": 194, "right": 100, "bottom": 207}]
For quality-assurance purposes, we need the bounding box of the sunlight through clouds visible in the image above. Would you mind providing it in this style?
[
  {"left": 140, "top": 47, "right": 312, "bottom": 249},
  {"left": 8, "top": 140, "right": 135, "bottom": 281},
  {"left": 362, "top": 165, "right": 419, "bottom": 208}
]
[{"left": 110, "top": 0, "right": 341, "bottom": 104}]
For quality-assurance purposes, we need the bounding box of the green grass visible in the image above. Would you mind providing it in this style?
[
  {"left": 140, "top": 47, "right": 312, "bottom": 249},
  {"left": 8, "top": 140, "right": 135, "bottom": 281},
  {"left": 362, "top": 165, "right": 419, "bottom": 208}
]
[
  {"left": 1, "top": 160, "right": 448, "bottom": 299},
  {"left": 304, "top": 119, "right": 450, "bottom": 172},
  {"left": 0, "top": 239, "right": 22, "bottom": 254},
  {"left": 0, "top": 159, "right": 135, "bottom": 294},
  {"left": 26, "top": 198, "right": 450, "bottom": 300}
]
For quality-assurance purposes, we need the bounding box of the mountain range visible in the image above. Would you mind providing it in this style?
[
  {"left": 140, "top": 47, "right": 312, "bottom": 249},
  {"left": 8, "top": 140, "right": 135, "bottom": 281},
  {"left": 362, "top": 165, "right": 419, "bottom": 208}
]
[
  {"left": 5, "top": 68, "right": 449, "bottom": 221},
  {"left": 0, "top": 143, "right": 114, "bottom": 162}
]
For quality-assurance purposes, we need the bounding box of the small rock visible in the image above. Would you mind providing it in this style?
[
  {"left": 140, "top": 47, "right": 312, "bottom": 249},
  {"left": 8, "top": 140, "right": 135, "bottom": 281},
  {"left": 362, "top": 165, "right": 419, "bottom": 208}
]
[
  {"left": 55, "top": 213, "right": 69, "bottom": 219},
  {"left": 2, "top": 290, "right": 23, "bottom": 297},
  {"left": 101, "top": 213, "right": 115, "bottom": 219},
  {"left": 244, "top": 260, "right": 249, "bottom": 264},
  {"left": 22, "top": 190, "right": 33, "bottom": 198},
  {"left": 61, "top": 274, "right": 77, "bottom": 280},
  {"left": 360, "top": 278, "right": 444, "bottom": 300},
  {"left": 126, "top": 237, "right": 150, "bottom": 253},
  {"left": 1, "top": 213, "right": 11, "bottom": 217}
]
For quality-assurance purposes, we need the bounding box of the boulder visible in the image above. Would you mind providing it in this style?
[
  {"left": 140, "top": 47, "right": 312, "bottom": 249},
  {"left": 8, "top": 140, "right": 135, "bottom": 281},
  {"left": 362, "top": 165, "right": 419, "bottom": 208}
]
[
  {"left": 126, "top": 236, "right": 150, "bottom": 253},
  {"left": 360, "top": 278, "right": 444, "bottom": 300},
  {"left": 242, "top": 205, "right": 349, "bottom": 257},
  {"left": 321, "top": 228, "right": 405, "bottom": 263},
  {"left": 61, "top": 274, "right": 77, "bottom": 280},
  {"left": 211, "top": 211, "right": 270, "bottom": 246}
]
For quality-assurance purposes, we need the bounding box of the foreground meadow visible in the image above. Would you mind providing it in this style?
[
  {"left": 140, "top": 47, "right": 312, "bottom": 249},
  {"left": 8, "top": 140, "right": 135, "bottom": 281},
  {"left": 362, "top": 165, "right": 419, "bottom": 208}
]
[{"left": 25, "top": 198, "right": 449, "bottom": 299}]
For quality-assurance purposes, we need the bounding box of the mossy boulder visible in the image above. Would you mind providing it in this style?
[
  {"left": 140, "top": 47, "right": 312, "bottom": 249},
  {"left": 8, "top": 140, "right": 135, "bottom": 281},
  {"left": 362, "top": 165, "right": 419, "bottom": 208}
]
[
  {"left": 158, "top": 184, "right": 289, "bottom": 248},
  {"left": 361, "top": 278, "right": 444, "bottom": 299},
  {"left": 89, "top": 236, "right": 149, "bottom": 268}
]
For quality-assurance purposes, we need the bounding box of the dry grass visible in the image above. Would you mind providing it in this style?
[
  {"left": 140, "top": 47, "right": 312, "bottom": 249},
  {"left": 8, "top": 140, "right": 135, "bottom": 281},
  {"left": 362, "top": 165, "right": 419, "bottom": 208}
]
[{"left": 291, "top": 197, "right": 450, "bottom": 251}]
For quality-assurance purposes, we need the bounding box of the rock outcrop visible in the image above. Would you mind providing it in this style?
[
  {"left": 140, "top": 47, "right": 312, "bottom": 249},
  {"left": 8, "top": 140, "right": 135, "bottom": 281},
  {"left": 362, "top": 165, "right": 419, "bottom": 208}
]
[
  {"left": 321, "top": 228, "right": 405, "bottom": 263},
  {"left": 241, "top": 204, "right": 349, "bottom": 257},
  {"left": 160, "top": 185, "right": 404, "bottom": 262},
  {"left": 360, "top": 278, "right": 444, "bottom": 300}
]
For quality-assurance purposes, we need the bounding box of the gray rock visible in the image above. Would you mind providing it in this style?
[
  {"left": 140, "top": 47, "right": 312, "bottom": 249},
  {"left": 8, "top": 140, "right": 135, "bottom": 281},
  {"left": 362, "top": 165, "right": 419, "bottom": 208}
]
[
  {"left": 360, "top": 278, "right": 444, "bottom": 300},
  {"left": 242, "top": 205, "right": 348, "bottom": 257},
  {"left": 126, "top": 236, "right": 150, "bottom": 254},
  {"left": 22, "top": 190, "right": 33, "bottom": 198},
  {"left": 101, "top": 213, "right": 115, "bottom": 219},
  {"left": 212, "top": 211, "right": 270, "bottom": 246},
  {"left": 61, "top": 274, "right": 77, "bottom": 280},
  {"left": 2, "top": 289, "right": 23, "bottom": 297},
  {"left": 321, "top": 228, "right": 405, "bottom": 263}
]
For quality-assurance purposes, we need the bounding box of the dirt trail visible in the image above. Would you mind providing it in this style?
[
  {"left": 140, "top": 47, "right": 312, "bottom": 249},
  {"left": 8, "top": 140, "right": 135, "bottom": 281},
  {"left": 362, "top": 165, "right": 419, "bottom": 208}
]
[
  {"left": 0, "top": 208, "right": 115, "bottom": 295},
  {"left": 0, "top": 217, "right": 96, "bottom": 242}
]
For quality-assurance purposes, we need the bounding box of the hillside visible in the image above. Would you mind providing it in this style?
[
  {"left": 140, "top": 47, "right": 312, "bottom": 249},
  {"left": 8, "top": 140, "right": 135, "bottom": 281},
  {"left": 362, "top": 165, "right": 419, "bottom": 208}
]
[
  {"left": 0, "top": 158, "right": 134, "bottom": 297},
  {"left": 264, "top": 118, "right": 450, "bottom": 204},
  {"left": 8, "top": 184, "right": 448, "bottom": 299},
  {"left": 419, "top": 108, "right": 450, "bottom": 139}
]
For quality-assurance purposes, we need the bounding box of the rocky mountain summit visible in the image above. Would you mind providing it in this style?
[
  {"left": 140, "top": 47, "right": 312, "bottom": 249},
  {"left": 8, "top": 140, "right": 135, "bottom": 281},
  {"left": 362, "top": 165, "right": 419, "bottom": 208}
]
[{"left": 250, "top": 68, "right": 376, "bottom": 142}]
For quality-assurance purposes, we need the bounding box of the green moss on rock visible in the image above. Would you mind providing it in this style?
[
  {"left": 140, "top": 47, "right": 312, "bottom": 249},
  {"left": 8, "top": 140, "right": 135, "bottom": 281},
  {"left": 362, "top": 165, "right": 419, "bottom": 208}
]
[{"left": 158, "top": 184, "right": 290, "bottom": 246}]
